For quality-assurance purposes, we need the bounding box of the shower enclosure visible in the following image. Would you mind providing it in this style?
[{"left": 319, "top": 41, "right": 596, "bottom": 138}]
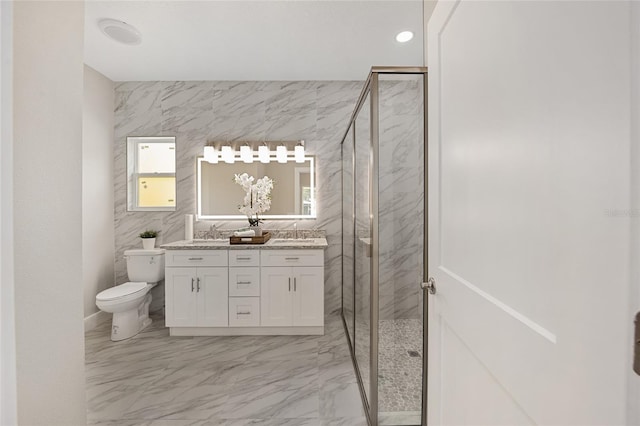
[{"left": 341, "top": 67, "right": 428, "bottom": 426}]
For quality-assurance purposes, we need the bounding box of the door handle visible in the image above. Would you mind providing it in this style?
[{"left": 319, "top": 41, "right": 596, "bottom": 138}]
[
  {"left": 188, "top": 257, "right": 203, "bottom": 261},
  {"left": 421, "top": 277, "right": 436, "bottom": 295},
  {"left": 191, "top": 278, "right": 195, "bottom": 292},
  {"left": 288, "top": 277, "right": 291, "bottom": 292},
  {"left": 294, "top": 277, "right": 297, "bottom": 291},
  {"left": 197, "top": 277, "right": 201, "bottom": 292}
]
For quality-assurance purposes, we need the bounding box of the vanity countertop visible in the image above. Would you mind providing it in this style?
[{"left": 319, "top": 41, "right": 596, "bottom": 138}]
[{"left": 161, "top": 237, "right": 328, "bottom": 250}]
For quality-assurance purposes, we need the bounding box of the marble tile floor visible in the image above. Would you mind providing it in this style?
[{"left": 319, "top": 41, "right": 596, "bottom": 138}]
[{"left": 86, "top": 312, "right": 367, "bottom": 426}]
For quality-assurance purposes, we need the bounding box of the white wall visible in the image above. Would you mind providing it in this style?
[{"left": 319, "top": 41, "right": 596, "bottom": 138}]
[
  {"left": 0, "top": 1, "right": 17, "bottom": 424},
  {"left": 83, "top": 65, "right": 115, "bottom": 324},
  {"left": 629, "top": 2, "right": 640, "bottom": 423},
  {"left": 423, "top": 0, "right": 438, "bottom": 65},
  {"left": 13, "top": 1, "right": 86, "bottom": 424}
]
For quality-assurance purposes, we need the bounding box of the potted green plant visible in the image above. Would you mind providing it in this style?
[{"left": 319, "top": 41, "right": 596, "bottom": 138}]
[{"left": 139, "top": 230, "right": 159, "bottom": 249}]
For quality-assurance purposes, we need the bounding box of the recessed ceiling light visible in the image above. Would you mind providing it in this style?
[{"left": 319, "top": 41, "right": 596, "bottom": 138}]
[
  {"left": 395, "top": 31, "right": 414, "bottom": 43},
  {"left": 98, "top": 19, "right": 142, "bottom": 45}
]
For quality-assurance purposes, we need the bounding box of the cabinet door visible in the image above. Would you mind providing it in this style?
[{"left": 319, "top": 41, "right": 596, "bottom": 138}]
[
  {"left": 165, "top": 267, "right": 197, "bottom": 327},
  {"left": 292, "top": 267, "right": 324, "bottom": 326},
  {"left": 260, "top": 267, "right": 293, "bottom": 326},
  {"left": 197, "top": 267, "right": 228, "bottom": 327}
]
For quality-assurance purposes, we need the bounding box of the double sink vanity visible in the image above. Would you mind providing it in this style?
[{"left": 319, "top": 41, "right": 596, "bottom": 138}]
[{"left": 160, "top": 237, "right": 328, "bottom": 336}]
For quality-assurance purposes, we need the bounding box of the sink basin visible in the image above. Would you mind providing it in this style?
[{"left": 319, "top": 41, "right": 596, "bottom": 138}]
[{"left": 271, "top": 238, "right": 318, "bottom": 245}]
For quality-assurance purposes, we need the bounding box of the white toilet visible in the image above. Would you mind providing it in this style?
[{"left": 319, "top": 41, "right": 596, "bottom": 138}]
[{"left": 96, "top": 248, "right": 165, "bottom": 341}]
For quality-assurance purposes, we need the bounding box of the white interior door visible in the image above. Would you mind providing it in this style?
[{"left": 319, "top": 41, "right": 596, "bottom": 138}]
[{"left": 427, "top": 1, "right": 635, "bottom": 424}]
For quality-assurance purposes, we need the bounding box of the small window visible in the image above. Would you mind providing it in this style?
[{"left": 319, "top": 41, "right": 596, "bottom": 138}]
[{"left": 127, "top": 136, "right": 176, "bottom": 211}]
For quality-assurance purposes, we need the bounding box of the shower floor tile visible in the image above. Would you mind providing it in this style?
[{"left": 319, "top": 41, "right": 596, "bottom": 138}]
[{"left": 378, "top": 319, "right": 423, "bottom": 414}]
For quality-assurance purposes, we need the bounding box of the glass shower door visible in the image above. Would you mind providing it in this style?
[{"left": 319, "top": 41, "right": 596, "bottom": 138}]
[
  {"left": 355, "top": 89, "right": 372, "bottom": 411},
  {"left": 342, "top": 124, "right": 355, "bottom": 347},
  {"left": 341, "top": 68, "right": 428, "bottom": 426},
  {"left": 377, "top": 73, "right": 425, "bottom": 425}
]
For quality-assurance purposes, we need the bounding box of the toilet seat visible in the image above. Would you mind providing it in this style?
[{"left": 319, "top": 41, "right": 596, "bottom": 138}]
[{"left": 96, "top": 282, "right": 148, "bottom": 302}]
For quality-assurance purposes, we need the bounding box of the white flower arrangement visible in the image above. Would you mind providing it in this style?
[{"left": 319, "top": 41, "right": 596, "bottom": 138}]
[{"left": 234, "top": 173, "right": 274, "bottom": 226}]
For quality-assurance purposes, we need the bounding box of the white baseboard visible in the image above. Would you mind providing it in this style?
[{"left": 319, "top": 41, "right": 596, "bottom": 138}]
[{"left": 84, "top": 310, "right": 110, "bottom": 332}]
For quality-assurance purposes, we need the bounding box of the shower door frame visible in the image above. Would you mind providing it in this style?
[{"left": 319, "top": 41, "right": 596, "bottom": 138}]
[{"left": 340, "top": 66, "right": 429, "bottom": 426}]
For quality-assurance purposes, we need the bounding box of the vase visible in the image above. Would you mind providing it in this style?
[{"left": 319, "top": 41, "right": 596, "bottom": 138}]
[
  {"left": 142, "top": 237, "right": 156, "bottom": 249},
  {"left": 249, "top": 225, "right": 262, "bottom": 237}
]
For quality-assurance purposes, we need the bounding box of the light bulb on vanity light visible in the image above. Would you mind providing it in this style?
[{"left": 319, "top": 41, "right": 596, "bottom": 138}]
[
  {"left": 204, "top": 146, "right": 218, "bottom": 163},
  {"left": 221, "top": 145, "right": 235, "bottom": 164},
  {"left": 294, "top": 141, "right": 305, "bottom": 163},
  {"left": 240, "top": 145, "right": 253, "bottom": 163},
  {"left": 276, "top": 145, "right": 287, "bottom": 163},
  {"left": 258, "top": 144, "right": 270, "bottom": 163}
]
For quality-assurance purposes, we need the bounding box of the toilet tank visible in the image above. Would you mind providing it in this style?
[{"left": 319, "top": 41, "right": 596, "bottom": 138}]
[{"left": 124, "top": 249, "right": 165, "bottom": 283}]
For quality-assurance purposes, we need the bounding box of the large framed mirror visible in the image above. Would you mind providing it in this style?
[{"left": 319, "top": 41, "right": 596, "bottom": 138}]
[{"left": 197, "top": 155, "right": 316, "bottom": 219}]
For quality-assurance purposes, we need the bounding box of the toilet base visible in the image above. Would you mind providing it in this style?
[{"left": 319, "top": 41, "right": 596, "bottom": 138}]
[{"left": 110, "top": 294, "right": 153, "bottom": 341}]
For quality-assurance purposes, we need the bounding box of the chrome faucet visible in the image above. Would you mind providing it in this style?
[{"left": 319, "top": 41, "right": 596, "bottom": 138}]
[
  {"left": 294, "top": 222, "right": 298, "bottom": 240},
  {"left": 209, "top": 224, "right": 218, "bottom": 240}
]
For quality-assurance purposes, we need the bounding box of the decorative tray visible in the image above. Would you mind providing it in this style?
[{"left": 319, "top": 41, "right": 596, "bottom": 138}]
[{"left": 229, "top": 231, "right": 271, "bottom": 245}]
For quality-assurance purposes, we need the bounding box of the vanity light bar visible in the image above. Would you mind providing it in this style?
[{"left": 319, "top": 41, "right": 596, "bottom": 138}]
[{"left": 203, "top": 141, "right": 305, "bottom": 164}]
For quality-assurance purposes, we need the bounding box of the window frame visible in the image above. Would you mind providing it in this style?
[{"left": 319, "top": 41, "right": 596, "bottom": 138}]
[{"left": 127, "top": 136, "right": 177, "bottom": 212}]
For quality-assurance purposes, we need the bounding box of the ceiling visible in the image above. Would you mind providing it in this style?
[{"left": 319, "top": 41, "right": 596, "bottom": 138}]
[{"left": 84, "top": 1, "right": 425, "bottom": 82}]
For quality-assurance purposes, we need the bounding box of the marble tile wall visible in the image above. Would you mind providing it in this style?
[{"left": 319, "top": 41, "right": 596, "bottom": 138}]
[
  {"left": 347, "top": 78, "right": 424, "bottom": 322},
  {"left": 378, "top": 78, "right": 425, "bottom": 320},
  {"left": 113, "top": 81, "right": 363, "bottom": 315}
]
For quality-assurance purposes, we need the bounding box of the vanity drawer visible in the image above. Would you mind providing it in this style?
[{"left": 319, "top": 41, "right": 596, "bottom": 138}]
[
  {"left": 229, "top": 267, "right": 260, "bottom": 297},
  {"left": 260, "top": 250, "right": 324, "bottom": 267},
  {"left": 165, "top": 250, "right": 228, "bottom": 267},
  {"left": 229, "top": 250, "right": 260, "bottom": 267},
  {"left": 229, "top": 297, "right": 260, "bottom": 327}
]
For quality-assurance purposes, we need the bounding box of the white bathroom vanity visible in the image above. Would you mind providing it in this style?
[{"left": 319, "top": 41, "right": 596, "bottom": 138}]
[{"left": 161, "top": 238, "right": 327, "bottom": 336}]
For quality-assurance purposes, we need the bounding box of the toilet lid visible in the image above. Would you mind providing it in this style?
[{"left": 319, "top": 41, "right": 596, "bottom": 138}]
[{"left": 96, "top": 282, "right": 148, "bottom": 301}]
